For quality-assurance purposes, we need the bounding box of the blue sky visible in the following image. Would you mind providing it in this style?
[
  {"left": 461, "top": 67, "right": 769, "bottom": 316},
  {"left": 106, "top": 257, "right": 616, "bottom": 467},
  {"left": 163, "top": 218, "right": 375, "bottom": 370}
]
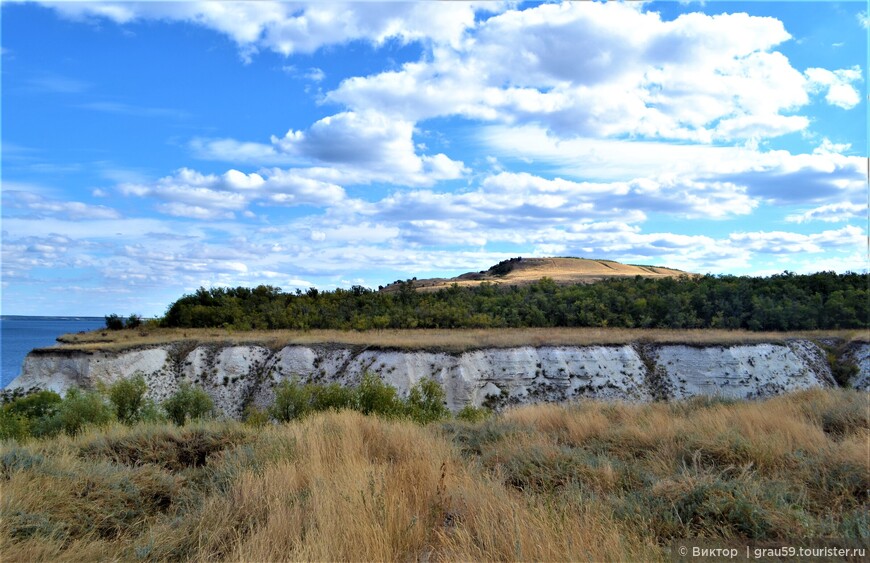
[{"left": 1, "top": 1, "right": 867, "bottom": 316}]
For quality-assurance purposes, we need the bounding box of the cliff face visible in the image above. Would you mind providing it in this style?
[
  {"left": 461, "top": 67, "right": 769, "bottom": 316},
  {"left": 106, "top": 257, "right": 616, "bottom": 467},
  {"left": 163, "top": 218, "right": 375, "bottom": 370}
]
[{"left": 9, "top": 340, "right": 865, "bottom": 418}]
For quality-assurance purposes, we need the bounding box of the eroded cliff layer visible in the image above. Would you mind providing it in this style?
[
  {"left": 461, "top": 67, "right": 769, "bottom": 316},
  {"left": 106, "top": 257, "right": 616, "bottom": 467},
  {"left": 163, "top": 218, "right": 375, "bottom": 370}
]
[{"left": 9, "top": 340, "right": 866, "bottom": 418}]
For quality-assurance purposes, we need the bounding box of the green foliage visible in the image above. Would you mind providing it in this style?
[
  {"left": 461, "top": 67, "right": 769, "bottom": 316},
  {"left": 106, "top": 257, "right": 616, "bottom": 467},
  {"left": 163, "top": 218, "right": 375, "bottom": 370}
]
[
  {"left": 242, "top": 405, "right": 270, "bottom": 428},
  {"left": 126, "top": 314, "right": 143, "bottom": 329},
  {"left": 267, "top": 375, "right": 449, "bottom": 424},
  {"left": 3, "top": 390, "right": 62, "bottom": 420},
  {"left": 159, "top": 272, "right": 868, "bottom": 332},
  {"left": 0, "top": 410, "right": 30, "bottom": 441},
  {"left": 269, "top": 379, "right": 313, "bottom": 423},
  {"left": 356, "top": 373, "right": 402, "bottom": 417},
  {"left": 309, "top": 382, "right": 355, "bottom": 412},
  {"left": 489, "top": 256, "right": 523, "bottom": 276},
  {"left": 455, "top": 405, "right": 492, "bottom": 423},
  {"left": 107, "top": 374, "right": 149, "bottom": 424},
  {"left": 405, "top": 377, "right": 449, "bottom": 424},
  {"left": 829, "top": 354, "right": 860, "bottom": 388},
  {"left": 1, "top": 390, "right": 64, "bottom": 441},
  {"left": 105, "top": 313, "right": 125, "bottom": 330},
  {"left": 48, "top": 388, "right": 115, "bottom": 437},
  {"left": 136, "top": 399, "right": 166, "bottom": 424},
  {"left": 163, "top": 383, "right": 214, "bottom": 426}
]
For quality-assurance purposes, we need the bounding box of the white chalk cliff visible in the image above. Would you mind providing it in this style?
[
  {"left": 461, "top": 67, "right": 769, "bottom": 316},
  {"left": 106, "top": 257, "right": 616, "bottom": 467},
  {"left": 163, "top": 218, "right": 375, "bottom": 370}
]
[{"left": 8, "top": 340, "right": 866, "bottom": 418}]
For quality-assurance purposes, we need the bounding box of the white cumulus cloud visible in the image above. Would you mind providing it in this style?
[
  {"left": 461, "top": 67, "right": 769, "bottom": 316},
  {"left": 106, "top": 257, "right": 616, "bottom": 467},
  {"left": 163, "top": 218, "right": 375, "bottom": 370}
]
[
  {"left": 805, "top": 66, "right": 863, "bottom": 109},
  {"left": 786, "top": 202, "right": 866, "bottom": 224},
  {"left": 328, "top": 2, "right": 810, "bottom": 143}
]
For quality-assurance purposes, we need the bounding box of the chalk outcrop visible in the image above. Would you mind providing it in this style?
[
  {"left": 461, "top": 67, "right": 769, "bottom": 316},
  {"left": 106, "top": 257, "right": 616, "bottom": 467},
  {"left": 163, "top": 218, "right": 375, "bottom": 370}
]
[
  {"left": 8, "top": 339, "right": 859, "bottom": 418},
  {"left": 846, "top": 342, "right": 870, "bottom": 391}
]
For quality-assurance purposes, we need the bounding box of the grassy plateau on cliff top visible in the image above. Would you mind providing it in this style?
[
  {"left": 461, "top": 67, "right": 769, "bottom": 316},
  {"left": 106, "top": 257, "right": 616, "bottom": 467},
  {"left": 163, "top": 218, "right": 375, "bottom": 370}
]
[{"left": 48, "top": 326, "right": 868, "bottom": 354}]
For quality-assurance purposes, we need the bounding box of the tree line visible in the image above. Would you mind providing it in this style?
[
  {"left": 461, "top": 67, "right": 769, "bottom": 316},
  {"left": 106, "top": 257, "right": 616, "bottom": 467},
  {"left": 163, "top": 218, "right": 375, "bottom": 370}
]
[{"left": 159, "top": 271, "right": 868, "bottom": 332}]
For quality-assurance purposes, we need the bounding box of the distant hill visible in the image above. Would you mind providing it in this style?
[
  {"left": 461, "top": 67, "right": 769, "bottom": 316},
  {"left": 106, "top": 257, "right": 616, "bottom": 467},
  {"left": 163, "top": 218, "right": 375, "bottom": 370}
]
[{"left": 381, "top": 257, "right": 692, "bottom": 292}]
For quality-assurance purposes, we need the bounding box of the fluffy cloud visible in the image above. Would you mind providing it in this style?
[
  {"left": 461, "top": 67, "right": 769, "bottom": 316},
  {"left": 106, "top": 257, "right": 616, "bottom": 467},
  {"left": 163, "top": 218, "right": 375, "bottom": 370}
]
[
  {"left": 805, "top": 66, "right": 863, "bottom": 109},
  {"left": 42, "top": 1, "right": 492, "bottom": 59},
  {"left": 480, "top": 125, "right": 864, "bottom": 207},
  {"left": 193, "top": 111, "right": 467, "bottom": 187},
  {"left": 119, "top": 167, "right": 346, "bottom": 219},
  {"left": 729, "top": 226, "right": 864, "bottom": 254},
  {"left": 786, "top": 202, "right": 866, "bottom": 224},
  {"left": 189, "top": 138, "right": 295, "bottom": 166},
  {"left": 360, "top": 175, "right": 643, "bottom": 244},
  {"left": 270, "top": 111, "right": 467, "bottom": 186},
  {"left": 2, "top": 190, "right": 122, "bottom": 220},
  {"left": 328, "top": 2, "right": 815, "bottom": 142},
  {"left": 481, "top": 172, "right": 755, "bottom": 219},
  {"left": 716, "top": 150, "right": 865, "bottom": 205},
  {"left": 42, "top": 1, "right": 860, "bottom": 148},
  {"left": 527, "top": 225, "right": 865, "bottom": 273}
]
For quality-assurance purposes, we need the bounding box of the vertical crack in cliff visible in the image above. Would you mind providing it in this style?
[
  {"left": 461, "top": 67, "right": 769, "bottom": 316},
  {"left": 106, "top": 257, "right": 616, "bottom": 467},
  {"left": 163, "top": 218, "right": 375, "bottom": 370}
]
[{"left": 633, "top": 343, "right": 673, "bottom": 401}]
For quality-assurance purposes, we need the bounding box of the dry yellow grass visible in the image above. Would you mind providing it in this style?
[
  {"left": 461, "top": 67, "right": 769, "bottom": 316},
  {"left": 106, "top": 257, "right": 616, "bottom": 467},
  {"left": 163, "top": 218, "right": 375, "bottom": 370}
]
[
  {"left": 209, "top": 413, "right": 654, "bottom": 562},
  {"left": 2, "top": 389, "right": 868, "bottom": 562},
  {"left": 50, "top": 326, "right": 866, "bottom": 353},
  {"left": 384, "top": 257, "right": 692, "bottom": 292},
  {"left": 0, "top": 413, "right": 656, "bottom": 562}
]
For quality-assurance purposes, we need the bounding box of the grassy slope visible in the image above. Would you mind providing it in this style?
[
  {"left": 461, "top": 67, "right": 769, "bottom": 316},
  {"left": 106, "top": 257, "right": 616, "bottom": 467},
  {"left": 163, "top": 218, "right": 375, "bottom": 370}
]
[
  {"left": 2, "top": 389, "right": 868, "bottom": 562},
  {"left": 382, "top": 257, "right": 692, "bottom": 292},
  {"left": 48, "top": 326, "right": 867, "bottom": 354}
]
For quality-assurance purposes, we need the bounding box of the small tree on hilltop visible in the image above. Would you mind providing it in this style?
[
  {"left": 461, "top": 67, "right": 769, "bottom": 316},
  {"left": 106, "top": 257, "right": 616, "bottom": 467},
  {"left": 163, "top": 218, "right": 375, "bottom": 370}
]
[{"left": 105, "top": 314, "right": 124, "bottom": 330}]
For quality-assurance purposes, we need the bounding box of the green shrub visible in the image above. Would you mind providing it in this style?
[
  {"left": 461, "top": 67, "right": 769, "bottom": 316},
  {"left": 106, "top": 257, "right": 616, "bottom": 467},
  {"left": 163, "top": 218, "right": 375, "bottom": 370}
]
[
  {"left": 829, "top": 354, "right": 859, "bottom": 387},
  {"left": 104, "top": 314, "right": 125, "bottom": 330},
  {"left": 163, "top": 383, "right": 214, "bottom": 426},
  {"left": 137, "top": 399, "right": 166, "bottom": 424},
  {"left": 29, "top": 414, "right": 64, "bottom": 438},
  {"left": 242, "top": 405, "right": 270, "bottom": 427},
  {"left": 0, "top": 410, "right": 30, "bottom": 441},
  {"left": 455, "top": 404, "right": 492, "bottom": 423},
  {"left": 43, "top": 388, "right": 115, "bottom": 437},
  {"left": 309, "top": 383, "right": 354, "bottom": 412},
  {"left": 356, "top": 373, "right": 402, "bottom": 417},
  {"left": 3, "top": 390, "right": 63, "bottom": 420},
  {"left": 1, "top": 390, "right": 64, "bottom": 439},
  {"left": 126, "top": 314, "right": 143, "bottom": 329},
  {"left": 107, "top": 374, "right": 148, "bottom": 424},
  {"left": 269, "top": 379, "right": 313, "bottom": 423},
  {"left": 405, "top": 377, "right": 449, "bottom": 424}
]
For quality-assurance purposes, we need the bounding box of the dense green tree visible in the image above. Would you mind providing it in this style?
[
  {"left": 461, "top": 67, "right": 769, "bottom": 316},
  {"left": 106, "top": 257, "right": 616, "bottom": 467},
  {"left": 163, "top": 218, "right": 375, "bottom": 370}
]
[
  {"left": 159, "top": 271, "right": 868, "bottom": 332},
  {"left": 163, "top": 383, "right": 214, "bottom": 426},
  {"left": 106, "top": 374, "right": 149, "bottom": 424}
]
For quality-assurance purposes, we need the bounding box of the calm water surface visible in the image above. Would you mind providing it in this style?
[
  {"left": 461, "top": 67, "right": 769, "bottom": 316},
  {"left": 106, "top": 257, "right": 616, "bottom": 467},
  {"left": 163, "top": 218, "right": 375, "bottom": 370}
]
[{"left": 1, "top": 316, "right": 105, "bottom": 388}]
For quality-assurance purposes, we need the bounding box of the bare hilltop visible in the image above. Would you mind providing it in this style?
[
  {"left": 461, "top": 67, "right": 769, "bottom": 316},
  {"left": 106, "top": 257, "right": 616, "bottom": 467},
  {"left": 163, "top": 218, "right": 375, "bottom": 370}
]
[{"left": 381, "top": 256, "right": 692, "bottom": 292}]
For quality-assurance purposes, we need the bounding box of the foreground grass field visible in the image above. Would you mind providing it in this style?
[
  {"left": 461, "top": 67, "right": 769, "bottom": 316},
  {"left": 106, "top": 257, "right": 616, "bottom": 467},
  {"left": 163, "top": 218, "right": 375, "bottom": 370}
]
[{"left": 2, "top": 389, "right": 868, "bottom": 561}]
